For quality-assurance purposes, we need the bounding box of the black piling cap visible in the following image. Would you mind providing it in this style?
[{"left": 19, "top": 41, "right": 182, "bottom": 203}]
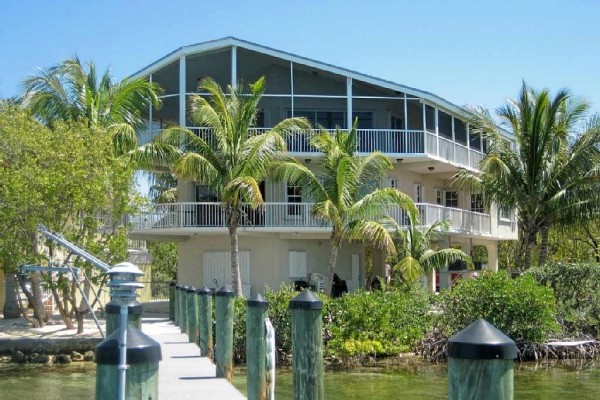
[
  {"left": 196, "top": 286, "right": 212, "bottom": 295},
  {"left": 175, "top": 284, "right": 181, "bottom": 289},
  {"left": 448, "top": 319, "right": 517, "bottom": 360},
  {"left": 247, "top": 293, "right": 269, "bottom": 309},
  {"left": 105, "top": 301, "right": 143, "bottom": 315},
  {"left": 289, "top": 290, "right": 323, "bottom": 310},
  {"left": 215, "top": 285, "right": 235, "bottom": 297},
  {"left": 186, "top": 286, "right": 196, "bottom": 293},
  {"left": 95, "top": 326, "right": 162, "bottom": 365},
  {"left": 169, "top": 281, "right": 176, "bottom": 287}
]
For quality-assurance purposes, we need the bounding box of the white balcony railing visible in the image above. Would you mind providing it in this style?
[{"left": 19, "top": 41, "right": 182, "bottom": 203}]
[
  {"left": 131, "top": 202, "right": 491, "bottom": 236},
  {"left": 140, "top": 127, "right": 485, "bottom": 171}
]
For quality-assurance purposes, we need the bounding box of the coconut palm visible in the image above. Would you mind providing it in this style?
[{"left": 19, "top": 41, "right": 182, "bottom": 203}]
[
  {"left": 454, "top": 83, "right": 600, "bottom": 269},
  {"left": 272, "top": 122, "right": 418, "bottom": 295},
  {"left": 132, "top": 76, "right": 310, "bottom": 296},
  {"left": 22, "top": 56, "right": 162, "bottom": 154},
  {"left": 389, "top": 209, "right": 472, "bottom": 291}
]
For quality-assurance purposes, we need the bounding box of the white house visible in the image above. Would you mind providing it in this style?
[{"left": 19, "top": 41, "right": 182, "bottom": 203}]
[{"left": 128, "top": 37, "right": 517, "bottom": 295}]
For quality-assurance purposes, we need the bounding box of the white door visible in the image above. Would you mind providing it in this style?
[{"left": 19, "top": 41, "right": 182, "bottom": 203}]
[
  {"left": 289, "top": 250, "right": 307, "bottom": 280},
  {"left": 203, "top": 250, "right": 250, "bottom": 288}
]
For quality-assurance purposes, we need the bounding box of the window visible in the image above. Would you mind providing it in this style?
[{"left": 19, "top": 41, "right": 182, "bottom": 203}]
[
  {"left": 436, "top": 188, "right": 443, "bottom": 205},
  {"left": 445, "top": 191, "right": 459, "bottom": 208},
  {"left": 470, "top": 194, "right": 484, "bottom": 213},
  {"left": 499, "top": 208, "right": 513, "bottom": 221},
  {"left": 414, "top": 184, "right": 423, "bottom": 203},
  {"left": 196, "top": 185, "right": 218, "bottom": 202},
  {"left": 287, "top": 183, "right": 302, "bottom": 216},
  {"left": 287, "top": 110, "right": 373, "bottom": 130},
  {"left": 388, "top": 178, "right": 399, "bottom": 189}
]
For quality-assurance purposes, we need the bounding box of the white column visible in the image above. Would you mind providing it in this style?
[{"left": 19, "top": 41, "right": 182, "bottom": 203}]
[
  {"left": 435, "top": 108, "right": 439, "bottom": 156},
  {"left": 290, "top": 61, "right": 294, "bottom": 117},
  {"left": 486, "top": 243, "right": 499, "bottom": 272},
  {"left": 179, "top": 55, "right": 186, "bottom": 126},
  {"left": 148, "top": 74, "right": 153, "bottom": 129},
  {"left": 403, "top": 93, "right": 408, "bottom": 131},
  {"left": 451, "top": 116, "right": 456, "bottom": 161},
  {"left": 422, "top": 102, "right": 426, "bottom": 131},
  {"left": 346, "top": 77, "right": 353, "bottom": 129},
  {"left": 466, "top": 123, "right": 471, "bottom": 166},
  {"left": 231, "top": 46, "right": 237, "bottom": 89}
]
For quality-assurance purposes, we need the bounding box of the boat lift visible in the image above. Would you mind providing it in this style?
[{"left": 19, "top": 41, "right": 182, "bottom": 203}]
[{"left": 28, "top": 224, "right": 114, "bottom": 337}]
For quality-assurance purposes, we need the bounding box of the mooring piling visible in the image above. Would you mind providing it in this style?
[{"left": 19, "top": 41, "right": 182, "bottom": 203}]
[
  {"left": 197, "top": 286, "right": 213, "bottom": 359},
  {"left": 247, "top": 293, "right": 269, "bottom": 400},
  {"left": 215, "top": 285, "right": 235, "bottom": 381}
]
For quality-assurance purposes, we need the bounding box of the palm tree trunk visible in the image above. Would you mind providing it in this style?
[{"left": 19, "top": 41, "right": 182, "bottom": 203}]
[
  {"left": 538, "top": 225, "right": 550, "bottom": 266},
  {"left": 228, "top": 210, "right": 243, "bottom": 297},
  {"left": 3, "top": 273, "right": 21, "bottom": 319},
  {"left": 324, "top": 243, "right": 340, "bottom": 296},
  {"left": 426, "top": 268, "right": 436, "bottom": 292}
]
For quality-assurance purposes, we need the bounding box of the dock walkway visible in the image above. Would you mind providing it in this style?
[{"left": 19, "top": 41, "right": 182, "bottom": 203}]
[{"left": 142, "top": 318, "right": 246, "bottom": 399}]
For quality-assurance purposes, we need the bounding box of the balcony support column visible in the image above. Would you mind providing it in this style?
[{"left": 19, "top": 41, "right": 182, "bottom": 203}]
[
  {"left": 231, "top": 46, "right": 237, "bottom": 89},
  {"left": 435, "top": 108, "right": 439, "bottom": 156},
  {"left": 290, "top": 61, "right": 295, "bottom": 117},
  {"left": 346, "top": 77, "right": 352, "bottom": 130},
  {"left": 148, "top": 74, "right": 153, "bottom": 130},
  {"left": 179, "top": 55, "right": 186, "bottom": 126},
  {"left": 486, "top": 243, "right": 499, "bottom": 272}
]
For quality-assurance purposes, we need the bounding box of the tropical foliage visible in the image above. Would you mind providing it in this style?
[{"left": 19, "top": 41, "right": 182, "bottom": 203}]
[
  {"left": 272, "top": 122, "right": 417, "bottom": 295},
  {"left": 22, "top": 56, "right": 162, "bottom": 154},
  {"left": 132, "top": 77, "right": 310, "bottom": 296},
  {"left": 454, "top": 83, "right": 600, "bottom": 269},
  {"left": 388, "top": 210, "right": 472, "bottom": 291}
]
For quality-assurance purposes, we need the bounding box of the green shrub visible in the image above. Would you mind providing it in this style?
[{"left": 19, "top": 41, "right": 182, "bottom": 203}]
[
  {"left": 529, "top": 263, "right": 600, "bottom": 337},
  {"left": 436, "top": 271, "right": 559, "bottom": 343},
  {"left": 326, "top": 284, "right": 432, "bottom": 357}
]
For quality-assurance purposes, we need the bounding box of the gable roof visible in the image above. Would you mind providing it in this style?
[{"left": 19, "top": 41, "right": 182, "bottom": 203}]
[{"left": 129, "top": 37, "right": 513, "bottom": 139}]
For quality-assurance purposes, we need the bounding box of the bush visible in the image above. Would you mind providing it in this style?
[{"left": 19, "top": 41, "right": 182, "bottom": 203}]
[
  {"left": 436, "top": 271, "right": 559, "bottom": 343},
  {"left": 326, "top": 283, "right": 432, "bottom": 358},
  {"left": 529, "top": 263, "right": 600, "bottom": 337}
]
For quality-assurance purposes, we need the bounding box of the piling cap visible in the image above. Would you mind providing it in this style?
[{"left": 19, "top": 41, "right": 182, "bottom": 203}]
[
  {"left": 169, "top": 281, "right": 176, "bottom": 287},
  {"left": 95, "top": 326, "right": 162, "bottom": 365},
  {"left": 186, "top": 286, "right": 196, "bottom": 293},
  {"left": 247, "top": 293, "right": 269, "bottom": 309},
  {"left": 448, "top": 319, "right": 517, "bottom": 360},
  {"left": 175, "top": 284, "right": 181, "bottom": 289},
  {"left": 216, "top": 285, "right": 235, "bottom": 297},
  {"left": 196, "top": 286, "right": 212, "bottom": 295},
  {"left": 289, "top": 290, "right": 323, "bottom": 310},
  {"left": 105, "top": 301, "right": 143, "bottom": 315}
]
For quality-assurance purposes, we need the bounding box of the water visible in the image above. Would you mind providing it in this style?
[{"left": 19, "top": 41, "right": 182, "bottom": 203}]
[{"left": 0, "top": 361, "right": 599, "bottom": 399}]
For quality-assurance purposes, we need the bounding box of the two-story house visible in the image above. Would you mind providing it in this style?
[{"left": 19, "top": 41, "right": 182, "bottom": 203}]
[{"left": 128, "top": 37, "right": 517, "bottom": 295}]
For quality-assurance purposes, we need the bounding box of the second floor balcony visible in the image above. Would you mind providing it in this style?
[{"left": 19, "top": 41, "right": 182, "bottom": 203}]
[{"left": 130, "top": 202, "right": 492, "bottom": 237}]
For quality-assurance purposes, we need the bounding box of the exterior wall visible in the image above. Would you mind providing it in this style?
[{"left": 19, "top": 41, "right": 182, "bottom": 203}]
[{"left": 177, "top": 234, "right": 383, "bottom": 294}]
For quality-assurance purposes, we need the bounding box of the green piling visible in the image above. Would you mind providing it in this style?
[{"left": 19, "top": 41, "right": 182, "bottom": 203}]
[
  {"left": 215, "top": 285, "right": 235, "bottom": 381},
  {"left": 174, "top": 284, "right": 180, "bottom": 326},
  {"left": 180, "top": 285, "right": 188, "bottom": 334},
  {"left": 448, "top": 319, "right": 517, "bottom": 400},
  {"left": 186, "top": 286, "right": 198, "bottom": 343},
  {"left": 197, "top": 287, "right": 213, "bottom": 359},
  {"left": 169, "top": 281, "right": 176, "bottom": 321},
  {"left": 290, "top": 290, "right": 323, "bottom": 400},
  {"left": 105, "top": 301, "right": 142, "bottom": 336},
  {"left": 247, "top": 293, "right": 269, "bottom": 400},
  {"left": 95, "top": 326, "right": 162, "bottom": 400}
]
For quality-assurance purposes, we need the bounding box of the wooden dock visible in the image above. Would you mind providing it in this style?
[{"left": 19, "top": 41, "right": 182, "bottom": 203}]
[{"left": 142, "top": 317, "right": 246, "bottom": 399}]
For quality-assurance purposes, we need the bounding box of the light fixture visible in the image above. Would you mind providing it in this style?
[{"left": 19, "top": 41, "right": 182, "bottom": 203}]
[
  {"left": 428, "top": 166, "right": 435, "bottom": 171},
  {"left": 305, "top": 159, "right": 311, "bottom": 164},
  {"left": 396, "top": 158, "right": 403, "bottom": 163}
]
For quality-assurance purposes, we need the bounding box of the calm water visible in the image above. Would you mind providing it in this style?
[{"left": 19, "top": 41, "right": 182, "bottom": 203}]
[{"left": 0, "top": 361, "right": 599, "bottom": 399}]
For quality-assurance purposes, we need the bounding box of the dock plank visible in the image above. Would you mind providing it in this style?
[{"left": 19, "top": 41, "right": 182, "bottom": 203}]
[{"left": 142, "top": 318, "right": 246, "bottom": 399}]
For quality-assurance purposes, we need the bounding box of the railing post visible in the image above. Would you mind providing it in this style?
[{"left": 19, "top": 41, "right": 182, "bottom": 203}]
[
  {"left": 174, "top": 284, "right": 180, "bottom": 326},
  {"left": 169, "top": 281, "right": 176, "bottom": 321},
  {"left": 215, "top": 285, "right": 235, "bottom": 381},
  {"left": 290, "top": 290, "right": 323, "bottom": 400},
  {"left": 448, "top": 319, "right": 516, "bottom": 400},
  {"left": 197, "top": 287, "right": 213, "bottom": 358},
  {"left": 186, "top": 286, "right": 198, "bottom": 343},
  {"left": 247, "top": 294, "right": 269, "bottom": 400}
]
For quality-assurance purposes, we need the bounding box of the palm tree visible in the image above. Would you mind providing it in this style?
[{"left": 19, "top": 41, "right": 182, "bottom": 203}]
[
  {"left": 22, "top": 56, "right": 162, "bottom": 154},
  {"left": 389, "top": 209, "right": 472, "bottom": 291},
  {"left": 454, "top": 83, "right": 600, "bottom": 269},
  {"left": 272, "top": 123, "right": 417, "bottom": 295},
  {"left": 132, "top": 76, "right": 310, "bottom": 296}
]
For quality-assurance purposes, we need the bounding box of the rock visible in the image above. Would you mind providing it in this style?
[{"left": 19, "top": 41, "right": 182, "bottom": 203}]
[
  {"left": 71, "top": 351, "right": 84, "bottom": 361},
  {"left": 11, "top": 351, "right": 27, "bottom": 363},
  {"left": 55, "top": 354, "right": 72, "bottom": 364},
  {"left": 83, "top": 351, "right": 95, "bottom": 362},
  {"left": 37, "top": 354, "right": 51, "bottom": 363},
  {"left": 29, "top": 353, "right": 40, "bottom": 363}
]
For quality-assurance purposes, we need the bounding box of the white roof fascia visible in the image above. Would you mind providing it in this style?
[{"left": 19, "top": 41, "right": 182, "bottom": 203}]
[{"left": 129, "top": 37, "right": 514, "bottom": 141}]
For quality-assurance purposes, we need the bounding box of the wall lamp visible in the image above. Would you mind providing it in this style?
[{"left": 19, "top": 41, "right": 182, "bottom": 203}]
[
  {"left": 305, "top": 159, "right": 311, "bottom": 164},
  {"left": 396, "top": 158, "right": 403, "bottom": 163},
  {"left": 428, "top": 166, "right": 435, "bottom": 171}
]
